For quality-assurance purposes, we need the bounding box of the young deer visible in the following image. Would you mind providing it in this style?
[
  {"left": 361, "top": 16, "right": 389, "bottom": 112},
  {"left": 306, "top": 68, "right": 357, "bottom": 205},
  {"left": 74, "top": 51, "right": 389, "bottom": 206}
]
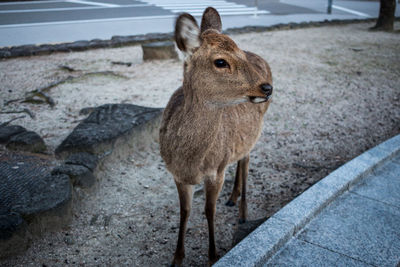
[{"left": 159, "top": 7, "right": 273, "bottom": 266}]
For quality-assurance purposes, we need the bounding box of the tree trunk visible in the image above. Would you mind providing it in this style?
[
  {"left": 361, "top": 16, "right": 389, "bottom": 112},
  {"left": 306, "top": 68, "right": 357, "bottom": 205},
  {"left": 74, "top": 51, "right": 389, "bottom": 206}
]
[{"left": 371, "top": 0, "right": 396, "bottom": 31}]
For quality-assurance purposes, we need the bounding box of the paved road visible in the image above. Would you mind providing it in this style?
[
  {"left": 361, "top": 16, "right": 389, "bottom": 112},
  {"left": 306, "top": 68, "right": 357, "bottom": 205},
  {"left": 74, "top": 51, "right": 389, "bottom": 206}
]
[{"left": 0, "top": 0, "right": 398, "bottom": 47}]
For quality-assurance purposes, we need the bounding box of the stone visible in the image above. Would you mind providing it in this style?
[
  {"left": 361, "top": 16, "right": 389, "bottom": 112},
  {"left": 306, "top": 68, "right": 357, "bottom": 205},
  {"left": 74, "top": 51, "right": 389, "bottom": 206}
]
[
  {"left": 52, "top": 164, "right": 96, "bottom": 188},
  {"left": 65, "top": 152, "right": 99, "bottom": 172},
  {"left": 0, "top": 50, "right": 11, "bottom": 58},
  {"left": 53, "top": 43, "right": 71, "bottom": 53},
  {"left": 0, "top": 125, "right": 26, "bottom": 144},
  {"left": 6, "top": 131, "right": 46, "bottom": 153},
  {"left": 63, "top": 235, "right": 75, "bottom": 245},
  {"left": 79, "top": 107, "right": 95, "bottom": 116},
  {"left": 55, "top": 104, "right": 162, "bottom": 159},
  {"left": 271, "top": 179, "right": 341, "bottom": 233},
  {"left": 66, "top": 40, "right": 91, "bottom": 51},
  {"left": 11, "top": 173, "right": 72, "bottom": 223},
  {"left": 351, "top": 159, "right": 400, "bottom": 209},
  {"left": 142, "top": 41, "right": 178, "bottom": 61},
  {"left": 265, "top": 238, "right": 371, "bottom": 267},
  {"left": 88, "top": 39, "right": 110, "bottom": 49},
  {"left": 376, "top": 133, "right": 400, "bottom": 155},
  {"left": 9, "top": 45, "right": 35, "bottom": 57},
  {"left": 0, "top": 151, "right": 72, "bottom": 258},
  {"left": 297, "top": 192, "right": 400, "bottom": 267}
]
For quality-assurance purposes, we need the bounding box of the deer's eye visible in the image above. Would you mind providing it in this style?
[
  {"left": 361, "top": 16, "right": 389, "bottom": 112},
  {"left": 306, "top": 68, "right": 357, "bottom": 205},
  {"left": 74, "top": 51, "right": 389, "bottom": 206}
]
[{"left": 214, "top": 59, "right": 229, "bottom": 68}]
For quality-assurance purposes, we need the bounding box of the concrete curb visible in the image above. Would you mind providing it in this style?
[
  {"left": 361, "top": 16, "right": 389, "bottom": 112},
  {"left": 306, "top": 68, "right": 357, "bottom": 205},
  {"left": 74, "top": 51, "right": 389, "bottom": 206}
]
[
  {"left": 0, "top": 18, "right": 380, "bottom": 59},
  {"left": 214, "top": 134, "right": 400, "bottom": 267}
]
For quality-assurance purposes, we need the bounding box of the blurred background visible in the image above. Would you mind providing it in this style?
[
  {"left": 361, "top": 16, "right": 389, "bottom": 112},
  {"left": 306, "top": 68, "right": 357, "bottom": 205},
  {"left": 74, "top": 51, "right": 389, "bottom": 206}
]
[{"left": 1, "top": 0, "right": 398, "bottom": 47}]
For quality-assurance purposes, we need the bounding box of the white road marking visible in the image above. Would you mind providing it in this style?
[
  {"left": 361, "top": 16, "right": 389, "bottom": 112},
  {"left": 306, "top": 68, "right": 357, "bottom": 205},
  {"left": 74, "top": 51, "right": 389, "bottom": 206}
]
[
  {"left": 0, "top": 4, "right": 150, "bottom": 13},
  {"left": 0, "top": 0, "right": 270, "bottom": 28},
  {"left": 332, "top": 5, "right": 370, "bottom": 17},
  {"left": 0, "top": 0, "right": 66, "bottom": 5},
  {"left": 190, "top": 10, "right": 269, "bottom": 16},
  {"left": 0, "top": 15, "right": 177, "bottom": 29},
  {"left": 171, "top": 7, "right": 258, "bottom": 12},
  {"left": 161, "top": 4, "right": 247, "bottom": 8},
  {"left": 66, "top": 0, "right": 120, "bottom": 8},
  {"left": 138, "top": 0, "right": 270, "bottom": 15}
]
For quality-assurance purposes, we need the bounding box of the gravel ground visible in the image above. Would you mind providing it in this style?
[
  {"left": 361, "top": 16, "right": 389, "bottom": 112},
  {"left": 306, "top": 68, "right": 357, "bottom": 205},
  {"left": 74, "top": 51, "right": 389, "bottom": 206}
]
[{"left": 1, "top": 22, "right": 399, "bottom": 267}]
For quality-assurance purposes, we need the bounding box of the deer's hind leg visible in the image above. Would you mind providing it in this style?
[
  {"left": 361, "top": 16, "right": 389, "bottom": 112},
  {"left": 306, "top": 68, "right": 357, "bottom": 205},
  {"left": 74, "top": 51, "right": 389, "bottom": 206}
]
[
  {"left": 225, "top": 160, "right": 242, "bottom": 207},
  {"left": 225, "top": 155, "right": 250, "bottom": 223},
  {"left": 171, "top": 181, "right": 193, "bottom": 267}
]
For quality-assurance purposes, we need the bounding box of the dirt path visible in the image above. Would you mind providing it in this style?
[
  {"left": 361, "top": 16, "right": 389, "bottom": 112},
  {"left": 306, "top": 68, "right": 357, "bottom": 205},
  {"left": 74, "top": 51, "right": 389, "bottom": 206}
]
[{"left": 1, "top": 22, "right": 399, "bottom": 266}]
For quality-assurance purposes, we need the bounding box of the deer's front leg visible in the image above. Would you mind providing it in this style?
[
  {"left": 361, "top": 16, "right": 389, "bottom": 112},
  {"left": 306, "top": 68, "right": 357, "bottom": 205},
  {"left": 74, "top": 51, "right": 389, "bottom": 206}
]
[
  {"left": 238, "top": 155, "right": 249, "bottom": 224},
  {"left": 204, "top": 174, "right": 224, "bottom": 266},
  {"left": 171, "top": 181, "right": 193, "bottom": 267}
]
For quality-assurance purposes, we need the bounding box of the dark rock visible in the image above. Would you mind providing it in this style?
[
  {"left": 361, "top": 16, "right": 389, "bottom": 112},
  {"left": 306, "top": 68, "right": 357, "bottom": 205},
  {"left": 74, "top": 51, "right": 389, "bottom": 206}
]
[
  {"left": 88, "top": 39, "right": 109, "bottom": 49},
  {"left": 232, "top": 217, "right": 267, "bottom": 246},
  {"left": 0, "top": 50, "right": 11, "bottom": 58},
  {"left": 63, "top": 235, "right": 75, "bottom": 245},
  {"left": 11, "top": 172, "right": 72, "bottom": 222},
  {"left": 53, "top": 43, "right": 71, "bottom": 53},
  {"left": 0, "top": 125, "right": 26, "bottom": 144},
  {"left": 33, "top": 45, "right": 55, "bottom": 56},
  {"left": 65, "top": 152, "right": 99, "bottom": 172},
  {"left": 142, "top": 41, "right": 178, "bottom": 61},
  {"left": 110, "top": 33, "right": 173, "bottom": 47},
  {"left": 6, "top": 131, "right": 46, "bottom": 153},
  {"left": 52, "top": 164, "right": 95, "bottom": 188},
  {"left": 9, "top": 45, "right": 35, "bottom": 57},
  {"left": 55, "top": 104, "right": 162, "bottom": 158},
  {"left": 79, "top": 107, "right": 95, "bottom": 116},
  {"left": 0, "top": 151, "right": 72, "bottom": 258},
  {"left": 66, "top": 40, "right": 91, "bottom": 51},
  {"left": 111, "top": 35, "right": 139, "bottom": 46}
]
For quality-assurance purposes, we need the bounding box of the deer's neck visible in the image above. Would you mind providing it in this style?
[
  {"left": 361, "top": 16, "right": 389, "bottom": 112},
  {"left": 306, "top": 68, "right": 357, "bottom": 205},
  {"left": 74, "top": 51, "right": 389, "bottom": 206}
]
[{"left": 179, "top": 83, "right": 223, "bottom": 161}]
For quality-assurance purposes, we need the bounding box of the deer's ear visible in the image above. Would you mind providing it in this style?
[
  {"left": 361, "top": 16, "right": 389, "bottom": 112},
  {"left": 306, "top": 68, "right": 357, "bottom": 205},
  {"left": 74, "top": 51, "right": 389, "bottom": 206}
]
[
  {"left": 201, "top": 7, "right": 222, "bottom": 33},
  {"left": 175, "top": 13, "right": 200, "bottom": 55}
]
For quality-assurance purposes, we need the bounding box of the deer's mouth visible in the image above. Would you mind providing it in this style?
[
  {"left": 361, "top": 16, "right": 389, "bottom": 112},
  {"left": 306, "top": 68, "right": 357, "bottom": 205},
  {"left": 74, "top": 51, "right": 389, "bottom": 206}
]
[{"left": 249, "top": 95, "right": 272, "bottom": 104}]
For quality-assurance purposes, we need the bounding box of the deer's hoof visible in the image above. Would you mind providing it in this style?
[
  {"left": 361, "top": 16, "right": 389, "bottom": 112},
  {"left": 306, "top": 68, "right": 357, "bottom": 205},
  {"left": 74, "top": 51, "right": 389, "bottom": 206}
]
[
  {"left": 239, "top": 218, "right": 246, "bottom": 224},
  {"left": 225, "top": 200, "right": 235, "bottom": 206},
  {"left": 208, "top": 255, "right": 219, "bottom": 266}
]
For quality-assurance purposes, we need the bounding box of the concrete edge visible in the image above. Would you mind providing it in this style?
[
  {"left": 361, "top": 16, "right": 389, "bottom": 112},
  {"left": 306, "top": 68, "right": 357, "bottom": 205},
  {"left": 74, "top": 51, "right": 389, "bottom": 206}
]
[
  {"left": 0, "top": 18, "right": 382, "bottom": 59},
  {"left": 214, "top": 134, "right": 400, "bottom": 267}
]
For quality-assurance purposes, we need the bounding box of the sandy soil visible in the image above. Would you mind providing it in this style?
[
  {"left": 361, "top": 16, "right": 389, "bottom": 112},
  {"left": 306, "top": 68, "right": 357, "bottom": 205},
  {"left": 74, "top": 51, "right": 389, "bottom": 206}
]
[{"left": 1, "top": 22, "right": 399, "bottom": 267}]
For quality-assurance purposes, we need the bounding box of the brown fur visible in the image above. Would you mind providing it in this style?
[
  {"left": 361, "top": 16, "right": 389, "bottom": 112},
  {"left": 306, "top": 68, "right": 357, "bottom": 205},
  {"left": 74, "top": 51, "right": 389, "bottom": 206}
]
[{"left": 159, "top": 7, "right": 272, "bottom": 266}]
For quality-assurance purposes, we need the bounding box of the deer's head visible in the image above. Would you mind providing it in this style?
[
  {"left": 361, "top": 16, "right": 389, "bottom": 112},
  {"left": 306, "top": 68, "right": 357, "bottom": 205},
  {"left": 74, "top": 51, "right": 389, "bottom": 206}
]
[{"left": 175, "top": 7, "right": 273, "bottom": 106}]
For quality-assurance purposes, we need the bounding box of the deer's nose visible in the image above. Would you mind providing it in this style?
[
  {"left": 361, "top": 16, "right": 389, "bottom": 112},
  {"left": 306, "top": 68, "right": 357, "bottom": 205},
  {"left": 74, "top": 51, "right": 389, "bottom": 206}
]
[{"left": 260, "top": 83, "right": 273, "bottom": 96}]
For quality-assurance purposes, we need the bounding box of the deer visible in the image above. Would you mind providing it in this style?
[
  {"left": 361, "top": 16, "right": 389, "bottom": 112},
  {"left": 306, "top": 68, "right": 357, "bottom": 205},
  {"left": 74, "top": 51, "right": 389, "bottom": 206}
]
[{"left": 159, "top": 7, "right": 273, "bottom": 266}]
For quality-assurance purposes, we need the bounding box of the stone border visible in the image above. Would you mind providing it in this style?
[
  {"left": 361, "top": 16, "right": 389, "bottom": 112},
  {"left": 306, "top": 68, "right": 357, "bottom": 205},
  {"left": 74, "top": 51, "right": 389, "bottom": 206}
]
[
  {"left": 214, "top": 134, "right": 400, "bottom": 266},
  {"left": 0, "top": 18, "right": 382, "bottom": 59}
]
